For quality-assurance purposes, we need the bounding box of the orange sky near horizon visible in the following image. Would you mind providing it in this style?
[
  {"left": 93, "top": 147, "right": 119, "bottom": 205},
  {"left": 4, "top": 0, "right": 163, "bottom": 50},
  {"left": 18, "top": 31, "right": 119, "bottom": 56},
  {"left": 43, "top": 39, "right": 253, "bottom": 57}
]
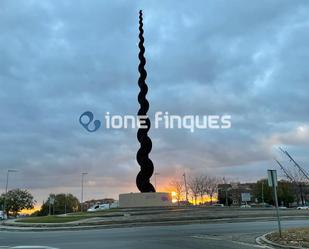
[{"left": 20, "top": 189, "right": 218, "bottom": 215}]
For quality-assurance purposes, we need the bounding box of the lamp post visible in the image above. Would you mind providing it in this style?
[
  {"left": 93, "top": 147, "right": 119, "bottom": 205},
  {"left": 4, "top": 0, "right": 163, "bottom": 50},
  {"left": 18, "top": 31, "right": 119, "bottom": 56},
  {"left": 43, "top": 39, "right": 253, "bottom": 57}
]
[
  {"left": 64, "top": 193, "right": 67, "bottom": 215},
  {"left": 3, "top": 169, "right": 18, "bottom": 217},
  {"left": 225, "top": 187, "right": 232, "bottom": 207},
  {"left": 261, "top": 181, "right": 264, "bottom": 205},
  {"left": 183, "top": 173, "right": 188, "bottom": 203},
  {"left": 81, "top": 172, "right": 88, "bottom": 212}
]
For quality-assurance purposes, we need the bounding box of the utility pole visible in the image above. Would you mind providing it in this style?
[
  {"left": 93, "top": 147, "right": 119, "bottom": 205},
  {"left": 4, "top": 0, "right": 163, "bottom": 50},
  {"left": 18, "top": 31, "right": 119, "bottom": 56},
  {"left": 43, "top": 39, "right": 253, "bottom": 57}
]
[
  {"left": 275, "top": 159, "right": 294, "bottom": 182},
  {"left": 261, "top": 181, "right": 264, "bottom": 205},
  {"left": 48, "top": 195, "right": 55, "bottom": 216},
  {"left": 49, "top": 198, "right": 51, "bottom": 216},
  {"left": 64, "top": 194, "right": 67, "bottom": 215},
  {"left": 275, "top": 156, "right": 306, "bottom": 205},
  {"left": 81, "top": 172, "right": 88, "bottom": 212},
  {"left": 279, "top": 147, "right": 309, "bottom": 180},
  {"left": 3, "top": 169, "right": 18, "bottom": 218},
  {"left": 183, "top": 173, "right": 188, "bottom": 203}
]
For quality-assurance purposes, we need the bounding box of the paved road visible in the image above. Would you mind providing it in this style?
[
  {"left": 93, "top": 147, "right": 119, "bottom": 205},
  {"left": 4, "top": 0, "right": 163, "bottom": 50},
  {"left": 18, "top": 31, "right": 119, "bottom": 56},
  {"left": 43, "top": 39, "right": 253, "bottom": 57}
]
[{"left": 1, "top": 219, "right": 309, "bottom": 249}]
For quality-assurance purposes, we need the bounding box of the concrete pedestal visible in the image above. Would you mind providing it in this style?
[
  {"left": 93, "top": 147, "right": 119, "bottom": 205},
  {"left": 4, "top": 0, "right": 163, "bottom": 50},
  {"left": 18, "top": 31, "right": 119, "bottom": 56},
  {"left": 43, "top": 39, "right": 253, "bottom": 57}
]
[{"left": 119, "top": 192, "right": 172, "bottom": 208}]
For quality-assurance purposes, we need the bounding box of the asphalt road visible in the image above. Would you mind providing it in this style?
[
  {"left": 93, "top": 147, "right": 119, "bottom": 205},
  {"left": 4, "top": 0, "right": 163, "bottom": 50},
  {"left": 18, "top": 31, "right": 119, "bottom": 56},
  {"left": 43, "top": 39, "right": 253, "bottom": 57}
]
[{"left": 1, "top": 219, "right": 309, "bottom": 249}]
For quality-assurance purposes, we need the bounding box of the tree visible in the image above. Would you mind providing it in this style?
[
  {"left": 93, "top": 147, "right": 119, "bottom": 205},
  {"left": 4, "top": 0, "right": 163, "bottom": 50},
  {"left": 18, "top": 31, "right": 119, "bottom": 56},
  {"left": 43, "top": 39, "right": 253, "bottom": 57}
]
[
  {"left": 277, "top": 153, "right": 308, "bottom": 205},
  {"left": 253, "top": 179, "right": 297, "bottom": 207},
  {"left": 188, "top": 177, "right": 200, "bottom": 205},
  {"left": 197, "top": 176, "right": 208, "bottom": 204},
  {"left": 169, "top": 180, "right": 184, "bottom": 206},
  {"left": 205, "top": 177, "right": 220, "bottom": 205},
  {"left": 253, "top": 179, "right": 273, "bottom": 204},
  {"left": 278, "top": 180, "right": 295, "bottom": 207},
  {"left": 36, "top": 193, "right": 80, "bottom": 216},
  {"left": 0, "top": 189, "right": 35, "bottom": 216}
]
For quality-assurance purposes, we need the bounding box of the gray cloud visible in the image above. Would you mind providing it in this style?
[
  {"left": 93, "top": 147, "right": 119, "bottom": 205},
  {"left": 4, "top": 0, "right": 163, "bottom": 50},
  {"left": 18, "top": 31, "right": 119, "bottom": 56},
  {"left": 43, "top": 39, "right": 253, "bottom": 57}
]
[{"left": 0, "top": 0, "right": 308, "bottom": 203}]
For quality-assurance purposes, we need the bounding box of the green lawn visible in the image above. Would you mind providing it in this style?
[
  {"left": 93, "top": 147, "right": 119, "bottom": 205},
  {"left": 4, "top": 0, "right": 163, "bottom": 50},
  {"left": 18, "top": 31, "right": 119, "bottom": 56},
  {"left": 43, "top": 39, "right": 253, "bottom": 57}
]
[
  {"left": 70, "top": 208, "right": 120, "bottom": 216},
  {"left": 16, "top": 208, "right": 119, "bottom": 223},
  {"left": 16, "top": 209, "right": 122, "bottom": 223},
  {"left": 16, "top": 215, "right": 87, "bottom": 223}
]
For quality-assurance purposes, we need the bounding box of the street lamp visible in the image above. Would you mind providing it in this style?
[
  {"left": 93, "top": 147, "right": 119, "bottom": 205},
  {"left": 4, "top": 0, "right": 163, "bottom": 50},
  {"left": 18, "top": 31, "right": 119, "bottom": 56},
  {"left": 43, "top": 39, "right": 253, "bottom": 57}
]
[
  {"left": 183, "top": 173, "right": 188, "bottom": 203},
  {"left": 3, "top": 169, "right": 18, "bottom": 217},
  {"left": 64, "top": 193, "right": 67, "bottom": 215},
  {"left": 81, "top": 172, "right": 88, "bottom": 212},
  {"left": 225, "top": 187, "right": 231, "bottom": 207},
  {"left": 261, "top": 181, "right": 265, "bottom": 205}
]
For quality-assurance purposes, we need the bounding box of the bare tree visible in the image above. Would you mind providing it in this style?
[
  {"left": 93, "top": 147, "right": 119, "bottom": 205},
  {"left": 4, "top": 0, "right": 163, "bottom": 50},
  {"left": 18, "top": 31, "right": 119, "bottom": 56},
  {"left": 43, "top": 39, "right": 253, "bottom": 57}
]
[
  {"left": 188, "top": 177, "right": 200, "bottom": 205},
  {"left": 276, "top": 157, "right": 307, "bottom": 205},
  {"left": 205, "top": 176, "right": 220, "bottom": 205},
  {"left": 169, "top": 179, "right": 184, "bottom": 206},
  {"left": 197, "top": 175, "right": 208, "bottom": 204}
]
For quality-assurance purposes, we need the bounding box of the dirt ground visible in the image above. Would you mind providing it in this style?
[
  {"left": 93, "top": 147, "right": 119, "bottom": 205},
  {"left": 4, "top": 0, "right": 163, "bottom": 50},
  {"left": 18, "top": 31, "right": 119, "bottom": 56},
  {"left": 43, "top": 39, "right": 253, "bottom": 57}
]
[{"left": 266, "top": 228, "right": 309, "bottom": 248}]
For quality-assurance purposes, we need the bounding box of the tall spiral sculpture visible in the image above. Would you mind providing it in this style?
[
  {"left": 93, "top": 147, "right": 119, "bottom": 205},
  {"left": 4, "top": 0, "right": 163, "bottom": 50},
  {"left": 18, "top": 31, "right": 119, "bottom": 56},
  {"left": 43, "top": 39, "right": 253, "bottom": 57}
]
[{"left": 136, "top": 10, "right": 156, "bottom": 193}]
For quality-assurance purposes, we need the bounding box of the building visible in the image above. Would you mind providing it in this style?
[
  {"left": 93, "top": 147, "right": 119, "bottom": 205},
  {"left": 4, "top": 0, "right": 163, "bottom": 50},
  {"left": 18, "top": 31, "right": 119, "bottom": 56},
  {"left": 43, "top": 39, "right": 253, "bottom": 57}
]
[
  {"left": 218, "top": 180, "right": 309, "bottom": 207},
  {"left": 119, "top": 192, "right": 172, "bottom": 208},
  {"left": 218, "top": 182, "right": 255, "bottom": 206},
  {"left": 83, "top": 198, "right": 115, "bottom": 211}
]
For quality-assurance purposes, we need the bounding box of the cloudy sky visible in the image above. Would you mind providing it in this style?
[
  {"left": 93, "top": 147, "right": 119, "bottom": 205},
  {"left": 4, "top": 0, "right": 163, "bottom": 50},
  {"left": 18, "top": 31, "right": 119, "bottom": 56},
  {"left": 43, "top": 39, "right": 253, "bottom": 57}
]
[{"left": 1, "top": 0, "right": 309, "bottom": 204}]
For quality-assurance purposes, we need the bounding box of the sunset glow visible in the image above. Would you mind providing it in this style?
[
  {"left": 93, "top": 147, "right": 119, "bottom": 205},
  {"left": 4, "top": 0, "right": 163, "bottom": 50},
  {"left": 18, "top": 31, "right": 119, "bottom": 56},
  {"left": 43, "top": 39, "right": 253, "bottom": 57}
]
[{"left": 20, "top": 206, "right": 40, "bottom": 215}]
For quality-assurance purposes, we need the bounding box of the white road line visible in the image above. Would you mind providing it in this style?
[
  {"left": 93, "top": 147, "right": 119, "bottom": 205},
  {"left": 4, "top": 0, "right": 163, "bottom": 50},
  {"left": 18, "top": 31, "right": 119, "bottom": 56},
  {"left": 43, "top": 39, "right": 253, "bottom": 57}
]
[
  {"left": 1, "top": 246, "right": 59, "bottom": 249},
  {"left": 229, "top": 240, "right": 273, "bottom": 248}
]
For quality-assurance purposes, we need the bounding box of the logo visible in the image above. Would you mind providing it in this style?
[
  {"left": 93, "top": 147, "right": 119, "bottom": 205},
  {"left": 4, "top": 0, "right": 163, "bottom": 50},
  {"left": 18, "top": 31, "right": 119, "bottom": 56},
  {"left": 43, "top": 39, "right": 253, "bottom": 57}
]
[{"left": 79, "top": 111, "right": 232, "bottom": 133}]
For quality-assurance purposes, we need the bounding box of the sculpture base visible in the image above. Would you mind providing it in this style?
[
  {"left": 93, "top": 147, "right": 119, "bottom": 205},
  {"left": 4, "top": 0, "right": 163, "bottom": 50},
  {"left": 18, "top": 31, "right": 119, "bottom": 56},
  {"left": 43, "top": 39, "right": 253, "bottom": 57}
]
[{"left": 119, "top": 192, "right": 172, "bottom": 208}]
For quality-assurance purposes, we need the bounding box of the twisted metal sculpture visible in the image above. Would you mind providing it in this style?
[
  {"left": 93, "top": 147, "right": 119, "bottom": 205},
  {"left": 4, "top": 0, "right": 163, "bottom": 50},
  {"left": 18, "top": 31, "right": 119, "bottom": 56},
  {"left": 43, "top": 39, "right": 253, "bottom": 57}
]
[{"left": 136, "top": 10, "right": 156, "bottom": 193}]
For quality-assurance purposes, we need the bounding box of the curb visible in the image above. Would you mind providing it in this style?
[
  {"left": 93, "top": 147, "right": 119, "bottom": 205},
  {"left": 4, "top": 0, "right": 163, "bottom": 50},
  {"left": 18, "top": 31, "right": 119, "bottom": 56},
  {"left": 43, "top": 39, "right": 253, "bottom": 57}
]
[
  {"left": 256, "top": 232, "right": 309, "bottom": 249},
  {"left": 1, "top": 216, "right": 309, "bottom": 232},
  {"left": 1, "top": 218, "right": 264, "bottom": 232}
]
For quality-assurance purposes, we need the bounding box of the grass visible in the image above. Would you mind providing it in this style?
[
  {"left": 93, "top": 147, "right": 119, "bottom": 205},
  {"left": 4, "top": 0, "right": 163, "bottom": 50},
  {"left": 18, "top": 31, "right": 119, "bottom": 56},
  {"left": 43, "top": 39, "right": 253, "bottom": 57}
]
[
  {"left": 15, "top": 215, "right": 88, "bottom": 223},
  {"left": 266, "top": 228, "right": 309, "bottom": 248},
  {"left": 16, "top": 209, "right": 122, "bottom": 223},
  {"left": 70, "top": 208, "right": 121, "bottom": 217}
]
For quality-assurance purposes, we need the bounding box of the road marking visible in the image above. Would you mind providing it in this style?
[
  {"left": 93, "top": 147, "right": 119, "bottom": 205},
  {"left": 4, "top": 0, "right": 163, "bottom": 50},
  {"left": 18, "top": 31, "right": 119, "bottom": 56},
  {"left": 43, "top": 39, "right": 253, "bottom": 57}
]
[
  {"left": 0, "top": 247, "right": 59, "bottom": 249},
  {"left": 12, "top": 247, "right": 59, "bottom": 249},
  {"left": 229, "top": 240, "right": 272, "bottom": 248}
]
